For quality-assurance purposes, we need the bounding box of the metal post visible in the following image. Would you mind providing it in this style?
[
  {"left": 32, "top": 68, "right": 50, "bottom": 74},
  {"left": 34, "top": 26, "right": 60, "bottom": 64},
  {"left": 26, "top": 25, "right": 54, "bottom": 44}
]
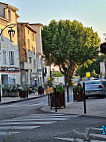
[
  {"left": 83, "top": 82, "right": 86, "bottom": 114},
  {"left": 67, "top": 84, "right": 69, "bottom": 102},
  {"left": 54, "top": 87, "right": 57, "bottom": 112},
  {"left": 105, "top": 54, "right": 106, "bottom": 79}
]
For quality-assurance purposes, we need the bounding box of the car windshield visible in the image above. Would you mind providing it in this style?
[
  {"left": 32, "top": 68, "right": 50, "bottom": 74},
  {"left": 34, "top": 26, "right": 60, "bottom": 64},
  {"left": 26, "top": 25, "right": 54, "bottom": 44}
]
[
  {"left": 85, "top": 81, "right": 100, "bottom": 85},
  {"left": 102, "top": 81, "right": 106, "bottom": 85}
]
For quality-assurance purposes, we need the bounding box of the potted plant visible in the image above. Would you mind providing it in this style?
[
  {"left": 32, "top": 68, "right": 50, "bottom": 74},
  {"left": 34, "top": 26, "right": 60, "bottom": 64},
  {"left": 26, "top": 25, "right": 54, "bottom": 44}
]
[
  {"left": 51, "top": 84, "right": 65, "bottom": 108},
  {"left": 73, "top": 84, "right": 83, "bottom": 101},
  {"left": 19, "top": 85, "right": 28, "bottom": 98},
  {"left": 38, "top": 86, "right": 44, "bottom": 95}
]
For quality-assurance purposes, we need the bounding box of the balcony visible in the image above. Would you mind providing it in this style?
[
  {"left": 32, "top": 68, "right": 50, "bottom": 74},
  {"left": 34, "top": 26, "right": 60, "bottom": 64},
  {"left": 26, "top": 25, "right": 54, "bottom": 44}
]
[{"left": 20, "top": 62, "right": 32, "bottom": 70}]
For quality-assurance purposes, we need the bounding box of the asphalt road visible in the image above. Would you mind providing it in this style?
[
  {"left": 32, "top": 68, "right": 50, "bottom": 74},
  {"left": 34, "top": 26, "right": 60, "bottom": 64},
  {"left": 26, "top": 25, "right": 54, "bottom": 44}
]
[{"left": 0, "top": 96, "right": 106, "bottom": 142}]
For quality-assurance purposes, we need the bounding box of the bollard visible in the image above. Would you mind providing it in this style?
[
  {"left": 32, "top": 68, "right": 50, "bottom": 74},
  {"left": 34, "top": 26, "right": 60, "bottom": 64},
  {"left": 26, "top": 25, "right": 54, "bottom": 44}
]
[
  {"left": 83, "top": 82, "right": 86, "bottom": 114},
  {"left": 54, "top": 88, "right": 57, "bottom": 112}
]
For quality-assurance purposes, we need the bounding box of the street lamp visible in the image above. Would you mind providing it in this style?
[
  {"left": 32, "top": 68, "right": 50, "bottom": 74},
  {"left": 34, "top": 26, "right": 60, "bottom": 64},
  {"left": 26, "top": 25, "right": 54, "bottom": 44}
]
[
  {"left": 100, "top": 42, "right": 106, "bottom": 79},
  {"left": 0, "top": 23, "right": 16, "bottom": 102},
  {"left": 50, "top": 54, "right": 52, "bottom": 80}
]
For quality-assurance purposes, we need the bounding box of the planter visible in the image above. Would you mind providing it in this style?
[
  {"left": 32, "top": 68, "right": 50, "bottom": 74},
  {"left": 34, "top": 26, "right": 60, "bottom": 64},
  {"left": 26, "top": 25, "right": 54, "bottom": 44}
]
[
  {"left": 38, "top": 87, "right": 44, "bottom": 95},
  {"left": 73, "top": 89, "right": 83, "bottom": 102},
  {"left": 2, "top": 89, "right": 19, "bottom": 97},
  {"left": 51, "top": 92, "right": 65, "bottom": 108},
  {"left": 19, "top": 90, "right": 28, "bottom": 98}
]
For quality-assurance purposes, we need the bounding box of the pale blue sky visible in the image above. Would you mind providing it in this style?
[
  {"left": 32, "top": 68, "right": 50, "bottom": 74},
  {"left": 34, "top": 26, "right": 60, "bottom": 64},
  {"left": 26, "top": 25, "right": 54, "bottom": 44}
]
[{"left": 1, "top": 0, "right": 106, "bottom": 42}]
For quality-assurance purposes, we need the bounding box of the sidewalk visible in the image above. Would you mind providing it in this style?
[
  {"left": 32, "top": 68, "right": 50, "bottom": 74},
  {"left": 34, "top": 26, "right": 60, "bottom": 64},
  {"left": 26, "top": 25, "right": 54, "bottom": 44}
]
[
  {"left": 41, "top": 97, "right": 106, "bottom": 118},
  {"left": 0, "top": 92, "right": 45, "bottom": 105}
]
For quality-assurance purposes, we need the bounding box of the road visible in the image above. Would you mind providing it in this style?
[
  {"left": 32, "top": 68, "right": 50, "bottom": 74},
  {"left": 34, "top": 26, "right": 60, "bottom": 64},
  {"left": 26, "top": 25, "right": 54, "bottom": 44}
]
[{"left": 0, "top": 96, "right": 106, "bottom": 142}]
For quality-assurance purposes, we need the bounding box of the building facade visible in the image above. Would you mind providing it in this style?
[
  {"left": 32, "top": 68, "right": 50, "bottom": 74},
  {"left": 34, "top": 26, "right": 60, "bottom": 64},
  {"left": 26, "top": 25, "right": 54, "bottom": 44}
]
[
  {"left": 30, "top": 24, "right": 44, "bottom": 87},
  {"left": 17, "top": 23, "right": 37, "bottom": 86},
  {"left": 0, "top": 2, "right": 20, "bottom": 86}
]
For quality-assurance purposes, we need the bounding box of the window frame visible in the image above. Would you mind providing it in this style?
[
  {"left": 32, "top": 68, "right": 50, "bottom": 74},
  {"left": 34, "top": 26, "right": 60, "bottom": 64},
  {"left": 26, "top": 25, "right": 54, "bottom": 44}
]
[
  {"left": 9, "top": 50, "right": 15, "bottom": 66},
  {"left": 2, "top": 48, "right": 7, "bottom": 66}
]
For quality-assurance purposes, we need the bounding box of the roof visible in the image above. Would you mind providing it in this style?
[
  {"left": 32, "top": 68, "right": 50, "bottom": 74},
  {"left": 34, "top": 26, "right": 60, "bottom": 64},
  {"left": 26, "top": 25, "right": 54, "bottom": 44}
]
[
  {"left": 30, "top": 23, "right": 43, "bottom": 27},
  {"left": 18, "top": 22, "right": 37, "bottom": 34},
  {"left": 0, "top": 2, "right": 18, "bottom": 11}
]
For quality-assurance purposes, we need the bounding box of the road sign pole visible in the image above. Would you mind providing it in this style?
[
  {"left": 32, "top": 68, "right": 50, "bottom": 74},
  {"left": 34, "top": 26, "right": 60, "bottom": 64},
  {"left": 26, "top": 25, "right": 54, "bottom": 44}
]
[
  {"left": 54, "top": 88, "right": 57, "bottom": 112},
  {"left": 83, "top": 82, "right": 86, "bottom": 114}
]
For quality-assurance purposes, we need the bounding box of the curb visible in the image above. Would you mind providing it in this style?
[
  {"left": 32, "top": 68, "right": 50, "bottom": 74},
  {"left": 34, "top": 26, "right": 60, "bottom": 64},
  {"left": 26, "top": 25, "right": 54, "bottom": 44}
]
[{"left": 0, "top": 94, "right": 46, "bottom": 105}]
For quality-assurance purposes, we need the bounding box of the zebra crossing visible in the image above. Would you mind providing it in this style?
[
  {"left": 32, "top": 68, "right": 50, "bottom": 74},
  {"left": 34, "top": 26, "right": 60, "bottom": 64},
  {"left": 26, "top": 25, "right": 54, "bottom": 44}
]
[
  {"left": 0, "top": 113, "right": 79, "bottom": 136},
  {"left": 54, "top": 127, "right": 106, "bottom": 142}
]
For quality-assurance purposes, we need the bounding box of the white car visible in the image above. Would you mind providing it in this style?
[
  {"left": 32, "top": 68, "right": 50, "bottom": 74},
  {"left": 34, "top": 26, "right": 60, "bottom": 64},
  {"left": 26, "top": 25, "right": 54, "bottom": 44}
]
[{"left": 84, "top": 80, "right": 105, "bottom": 97}]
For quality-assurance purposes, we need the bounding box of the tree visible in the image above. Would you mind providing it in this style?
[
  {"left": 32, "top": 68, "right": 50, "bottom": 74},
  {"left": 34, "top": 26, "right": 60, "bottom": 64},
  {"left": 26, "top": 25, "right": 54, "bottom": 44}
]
[
  {"left": 77, "top": 55, "right": 104, "bottom": 78},
  {"left": 42, "top": 20, "right": 101, "bottom": 86}
]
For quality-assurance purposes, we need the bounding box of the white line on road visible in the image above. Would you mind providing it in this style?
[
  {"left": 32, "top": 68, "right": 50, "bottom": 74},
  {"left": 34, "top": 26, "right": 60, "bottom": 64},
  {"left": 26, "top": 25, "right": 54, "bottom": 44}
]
[
  {"left": 0, "top": 126, "right": 40, "bottom": 130},
  {"left": 0, "top": 131, "right": 20, "bottom": 136},
  {"left": 0, "top": 121, "right": 56, "bottom": 125},
  {"left": 54, "top": 137, "right": 83, "bottom": 142},
  {"left": 2, "top": 118, "right": 68, "bottom": 122}
]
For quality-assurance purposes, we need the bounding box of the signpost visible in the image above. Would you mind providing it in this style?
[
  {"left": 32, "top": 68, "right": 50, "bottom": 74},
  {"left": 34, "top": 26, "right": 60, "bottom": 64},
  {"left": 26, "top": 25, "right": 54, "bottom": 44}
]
[
  {"left": 46, "top": 87, "right": 54, "bottom": 95},
  {"left": 46, "top": 87, "right": 57, "bottom": 112},
  {"left": 83, "top": 82, "right": 86, "bottom": 114},
  {"left": 46, "top": 87, "right": 54, "bottom": 106}
]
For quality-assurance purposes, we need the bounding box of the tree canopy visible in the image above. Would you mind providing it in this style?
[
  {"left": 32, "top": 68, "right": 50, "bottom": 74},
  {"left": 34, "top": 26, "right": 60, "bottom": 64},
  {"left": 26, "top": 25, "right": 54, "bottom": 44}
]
[
  {"left": 42, "top": 19, "right": 101, "bottom": 85},
  {"left": 77, "top": 55, "right": 104, "bottom": 78}
]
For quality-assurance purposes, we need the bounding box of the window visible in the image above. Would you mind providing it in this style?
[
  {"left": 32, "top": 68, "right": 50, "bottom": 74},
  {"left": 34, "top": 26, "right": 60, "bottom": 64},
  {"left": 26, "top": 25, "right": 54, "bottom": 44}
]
[
  {"left": 34, "top": 59, "right": 36, "bottom": 68},
  {"left": 3, "top": 8, "right": 5, "bottom": 18},
  {"left": 28, "top": 30, "right": 29, "bottom": 34},
  {"left": 2, "top": 49, "right": 7, "bottom": 65},
  {"left": 1, "top": 29, "right": 4, "bottom": 41},
  {"left": 29, "top": 57, "right": 32, "bottom": 63},
  {"left": 33, "top": 47, "right": 35, "bottom": 55},
  {"left": 32, "top": 33, "right": 35, "bottom": 41},
  {"left": 32, "top": 46, "right": 35, "bottom": 55},
  {"left": 9, "top": 51, "right": 15, "bottom": 65},
  {"left": 8, "top": 10, "right": 11, "bottom": 21},
  {"left": 27, "top": 39, "right": 30, "bottom": 50}
]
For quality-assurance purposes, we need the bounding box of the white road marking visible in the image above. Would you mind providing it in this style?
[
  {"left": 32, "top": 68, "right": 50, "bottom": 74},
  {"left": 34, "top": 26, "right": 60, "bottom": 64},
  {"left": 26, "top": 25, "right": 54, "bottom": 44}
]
[
  {"left": 90, "top": 133, "right": 106, "bottom": 139},
  {"left": 2, "top": 118, "right": 67, "bottom": 122},
  {"left": 0, "top": 113, "right": 79, "bottom": 137},
  {"left": 0, "top": 126, "right": 40, "bottom": 130},
  {"left": 0, "top": 121, "right": 56, "bottom": 125},
  {"left": 0, "top": 131, "right": 19, "bottom": 135},
  {"left": 54, "top": 137, "right": 83, "bottom": 142}
]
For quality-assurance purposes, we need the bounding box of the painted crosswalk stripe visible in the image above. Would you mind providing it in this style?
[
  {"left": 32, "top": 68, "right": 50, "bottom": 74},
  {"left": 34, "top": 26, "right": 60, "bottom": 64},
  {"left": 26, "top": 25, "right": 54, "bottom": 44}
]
[
  {"left": 0, "top": 126, "right": 40, "bottom": 130},
  {"left": 90, "top": 133, "right": 106, "bottom": 139},
  {"left": 0, "top": 121, "right": 56, "bottom": 125},
  {"left": 0, "top": 131, "right": 19, "bottom": 135},
  {"left": 2, "top": 118, "right": 67, "bottom": 121},
  {"left": 54, "top": 137, "right": 83, "bottom": 142}
]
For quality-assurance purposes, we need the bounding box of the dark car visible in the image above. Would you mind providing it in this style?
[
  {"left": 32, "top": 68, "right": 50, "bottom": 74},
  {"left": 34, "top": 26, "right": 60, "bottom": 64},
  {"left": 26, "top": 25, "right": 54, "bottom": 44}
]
[{"left": 101, "top": 80, "right": 106, "bottom": 95}]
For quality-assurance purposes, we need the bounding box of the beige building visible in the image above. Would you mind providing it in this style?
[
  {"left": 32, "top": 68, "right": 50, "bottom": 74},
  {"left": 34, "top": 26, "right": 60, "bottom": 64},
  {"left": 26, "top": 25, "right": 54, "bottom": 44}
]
[
  {"left": 17, "top": 23, "right": 37, "bottom": 86},
  {"left": 30, "top": 24, "right": 44, "bottom": 86},
  {"left": 0, "top": 2, "right": 20, "bottom": 86}
]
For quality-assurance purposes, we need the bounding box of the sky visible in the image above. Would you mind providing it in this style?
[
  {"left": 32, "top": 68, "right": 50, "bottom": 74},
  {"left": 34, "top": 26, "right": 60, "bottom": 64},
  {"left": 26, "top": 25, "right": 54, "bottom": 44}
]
[{"left": 1, "top": 0, "right": 106, "bottom": 42}]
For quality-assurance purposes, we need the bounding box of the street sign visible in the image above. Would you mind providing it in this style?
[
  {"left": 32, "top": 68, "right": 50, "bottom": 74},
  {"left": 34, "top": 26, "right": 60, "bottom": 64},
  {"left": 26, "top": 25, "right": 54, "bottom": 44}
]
[
  {"left": 86, "top": 72, "right": 90, "bottom": 78},
  {"left": 46, "top": 87, "right": 54, "bottom": 95}
]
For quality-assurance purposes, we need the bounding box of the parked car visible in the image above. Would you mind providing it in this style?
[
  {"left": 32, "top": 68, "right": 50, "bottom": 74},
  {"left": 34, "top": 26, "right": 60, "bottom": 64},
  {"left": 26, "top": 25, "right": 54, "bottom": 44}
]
[
  {"left": 84, "top": 80, "right": 105, "bottom": 97},
  {"left": 101, "top": 80, "right": 106, "bottom": 88},
  {"left": 101, "top": 80, "right": 106, "bottom": 95}
]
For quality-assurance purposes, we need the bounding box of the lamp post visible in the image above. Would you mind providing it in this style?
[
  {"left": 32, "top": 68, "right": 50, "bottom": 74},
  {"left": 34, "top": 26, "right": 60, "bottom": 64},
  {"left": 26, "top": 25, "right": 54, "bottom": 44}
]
[
  {"left": 100, "top": 42, "right": 106, "bottom": 79},
  {"left": 50, "top": 54, "right": 52, "bottom": 80},
  {"left": 0, "top": 23, "right": 16, "bottom": 102}
]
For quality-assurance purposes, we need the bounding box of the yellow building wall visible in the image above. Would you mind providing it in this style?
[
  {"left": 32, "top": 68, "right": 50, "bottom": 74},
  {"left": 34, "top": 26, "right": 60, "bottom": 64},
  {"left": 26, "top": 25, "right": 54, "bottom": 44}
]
[
  {"left": 0, "top": 8, "right": 18, "bottom": 46},
  {"left": 25, "top": 27, "right": 37, "bottom": 52}
]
